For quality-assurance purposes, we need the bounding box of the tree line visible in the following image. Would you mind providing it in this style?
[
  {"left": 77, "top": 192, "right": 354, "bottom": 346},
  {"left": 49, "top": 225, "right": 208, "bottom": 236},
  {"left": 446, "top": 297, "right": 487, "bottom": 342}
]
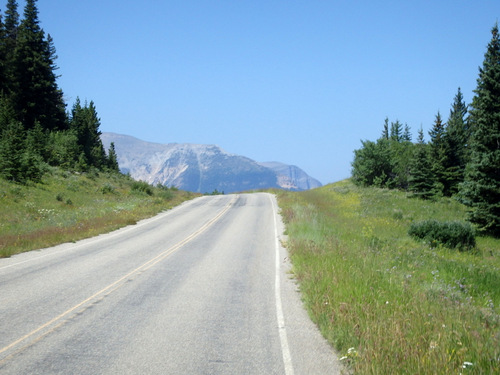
[
  {"left": 0, "top": 0, "right": 118, "bottom": 183},
  {"left": 352, "top": 23, "right": 500, "bottom": 236}
]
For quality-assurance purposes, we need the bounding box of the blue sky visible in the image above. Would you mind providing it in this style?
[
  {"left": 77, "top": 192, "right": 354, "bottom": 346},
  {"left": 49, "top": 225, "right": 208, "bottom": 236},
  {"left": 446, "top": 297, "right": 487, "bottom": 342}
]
[{"left": 18, "top": 0, "right": 500, "bottom": 184}]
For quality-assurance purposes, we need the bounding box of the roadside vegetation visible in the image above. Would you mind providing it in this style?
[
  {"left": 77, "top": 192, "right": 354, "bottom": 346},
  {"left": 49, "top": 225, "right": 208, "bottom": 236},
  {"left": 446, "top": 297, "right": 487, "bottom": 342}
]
[
  {"left": 277, "top": 180, "right": 499, "bottom": 374},
  {"left": 0, "top": 167, "right": 195, "bottom": 258}
]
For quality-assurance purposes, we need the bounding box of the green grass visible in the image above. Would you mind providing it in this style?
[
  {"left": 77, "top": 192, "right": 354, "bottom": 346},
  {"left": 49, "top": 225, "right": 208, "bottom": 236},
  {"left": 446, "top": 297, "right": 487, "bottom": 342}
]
[
  {"left": 0, "top": 167, "right": 196, "bottom": 257},
  {"left": 277, "top": 180, "right": 500, "bottom": 374}
]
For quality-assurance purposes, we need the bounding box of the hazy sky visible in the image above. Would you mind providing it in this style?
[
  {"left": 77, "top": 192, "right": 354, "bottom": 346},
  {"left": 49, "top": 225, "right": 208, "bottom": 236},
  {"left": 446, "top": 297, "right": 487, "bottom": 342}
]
[{"left": 20, "top": 0, "right": 500, "bottom": 184}]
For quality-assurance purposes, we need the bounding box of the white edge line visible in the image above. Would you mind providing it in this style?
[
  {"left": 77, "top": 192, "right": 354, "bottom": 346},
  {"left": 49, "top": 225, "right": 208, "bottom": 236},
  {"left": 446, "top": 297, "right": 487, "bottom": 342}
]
[{"left": 270, "top": 194, "right": 295, "bottom": 375}]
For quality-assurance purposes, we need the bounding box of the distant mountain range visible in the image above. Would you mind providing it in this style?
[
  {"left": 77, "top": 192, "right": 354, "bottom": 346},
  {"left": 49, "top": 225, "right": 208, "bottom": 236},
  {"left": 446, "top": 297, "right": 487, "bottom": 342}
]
[{"left": 101, "top": 132, "right": 322, "bottom": 193}]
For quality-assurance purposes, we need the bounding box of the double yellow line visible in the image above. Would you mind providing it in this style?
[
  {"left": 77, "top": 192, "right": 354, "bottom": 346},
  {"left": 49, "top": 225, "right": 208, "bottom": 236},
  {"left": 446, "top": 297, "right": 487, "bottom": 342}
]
[{"left": 0, "top": 195, "right": 237, "bottom": 362}]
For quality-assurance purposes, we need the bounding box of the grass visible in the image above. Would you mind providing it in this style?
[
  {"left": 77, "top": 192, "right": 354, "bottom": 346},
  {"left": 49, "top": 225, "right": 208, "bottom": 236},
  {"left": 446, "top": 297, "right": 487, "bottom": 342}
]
[
  {"left": 0, "top": 167, "right": 196, "bottom": 257},
  {"left": 276, "top": 180, "right": 500, "bottom": 374}
]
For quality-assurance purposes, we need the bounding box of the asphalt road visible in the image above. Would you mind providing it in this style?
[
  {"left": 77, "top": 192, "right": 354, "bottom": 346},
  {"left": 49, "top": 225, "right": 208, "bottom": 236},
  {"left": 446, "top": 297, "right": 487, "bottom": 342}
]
[{"left": 0, "top": 193, "right": 341, "bottom": 374}]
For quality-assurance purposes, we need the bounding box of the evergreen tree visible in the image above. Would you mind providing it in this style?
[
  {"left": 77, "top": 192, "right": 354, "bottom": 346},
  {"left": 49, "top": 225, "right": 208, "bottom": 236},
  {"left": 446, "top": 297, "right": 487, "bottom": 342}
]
[
  {"left": 459, "top": 23, "right": 500, "bottom": 235},
  {"left": 107, "top": 142, "right": 120, "bottom": 172},
  {"left": 444, "top": 87, "right": 469, "bottom": 194},
  {"left": 0, "top": 93, "right": 15, "bottom": 131},
  {"left": 0, "top": 13, "right": 5, "bottom": 94},
  {"left": 47, "top": 129, "right": 80, "bottom": 169},
  {"left": 4, "top": 0, "right": 19, "bottom": 40},
  {"left": 408, "top": 127, "right": 434, "bottom": 199},
  {"left": 0, "top": 119, "right": 25, "bottom": 181},
  {"left": 402, "top": 123, "right": 412, "bottom": 142},
  {"left": 70, "top": 98, "right": 107, "bottom": 170},
  {"left": 2, "top": 0, "right": 19, "bottom": 97},
  {"left": 390, "top": 120, "right": 403, "bottom": 142},
  {"left": 11, "top": 0, "right": 66, "bottom": 131},
  {"left": 428, "top": 111, "right": 448, "bottom": 195},
  {"left": 389, "top": 135, "right": 414, "bottom": 189},
  {"left": 381, "top": 117, "right": 389, "bottom": 140}
]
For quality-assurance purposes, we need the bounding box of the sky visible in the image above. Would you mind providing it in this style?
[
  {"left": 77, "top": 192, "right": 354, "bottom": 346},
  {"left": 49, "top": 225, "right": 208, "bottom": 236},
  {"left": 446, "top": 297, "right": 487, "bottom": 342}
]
[{"left": 13, "top": 0, "right": 500, "bottom": 184}]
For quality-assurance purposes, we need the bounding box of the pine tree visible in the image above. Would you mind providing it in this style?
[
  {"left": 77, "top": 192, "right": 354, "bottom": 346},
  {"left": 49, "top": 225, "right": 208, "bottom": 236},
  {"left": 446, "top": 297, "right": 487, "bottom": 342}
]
[
  {"left": 381, "top": 117, "right": 389, "bottom": 140},
  {"left": 4, "top": 0, "right": 19, "bottom": 40},
  {"left": 459, "top": 23, "right": 500, "bottom": 235},
  {"left": 11, "top": 0, "right": 67, "bottom": 131},
  {"left": 408, "top": 127, "right": 434, "bottom": 199},
  {"left": 390, "top": 120, "right": 403, "bottom": 142},
  {"left": 0, "top": 119, "right": 26, "bottom": 181},
  {"left": 429, "top": 111, "right": 448, "bottom": 195},
  {"left": 2, "top": 0, "right": 19, "bottom": 97},
  {"left": 402, "top": 123, "right": 412, "bottom": 142},
  {"left": 70, "top": 98, "right": 107, "bottom": 170},
  {"left": 0, "top": 14, "right": 6, "bottom": 94},
  {"left": 107, "top": 142, "right": 120, "bottom": 172},
  {"left": 444, "top": 87, "right": 469, "bottom": 194}
]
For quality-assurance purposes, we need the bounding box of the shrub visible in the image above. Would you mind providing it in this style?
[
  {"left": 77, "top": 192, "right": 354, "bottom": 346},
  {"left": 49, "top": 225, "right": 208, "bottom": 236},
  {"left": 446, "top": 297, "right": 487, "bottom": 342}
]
[
  {"left": 408, "top": 219, "right": 476, "bottom": 250},
  {"left": 100, "top": 183, "right": 115, "bottom": 194},
  {"left": 130, "top": 181, "right": 153, "bottom": 196}
]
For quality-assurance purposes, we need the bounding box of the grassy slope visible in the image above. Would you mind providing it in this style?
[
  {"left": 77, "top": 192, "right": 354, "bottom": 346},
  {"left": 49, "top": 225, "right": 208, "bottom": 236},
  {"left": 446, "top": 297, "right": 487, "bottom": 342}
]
[
  {"left": 277, "top": 180, "right": 499, "bottom": 374},
  {"left": 0, "top": 168, "right": 197, "bottom": 258}
]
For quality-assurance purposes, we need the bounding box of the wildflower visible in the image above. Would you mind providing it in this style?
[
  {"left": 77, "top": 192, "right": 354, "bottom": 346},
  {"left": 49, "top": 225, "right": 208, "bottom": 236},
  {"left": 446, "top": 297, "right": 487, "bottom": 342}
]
[{"left": 462, "top": 361, "right": 473, "bottom": 368}]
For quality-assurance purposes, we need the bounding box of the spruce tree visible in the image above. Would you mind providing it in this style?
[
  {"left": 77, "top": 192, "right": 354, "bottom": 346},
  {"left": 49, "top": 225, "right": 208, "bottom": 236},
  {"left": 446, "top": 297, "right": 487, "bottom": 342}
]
[
  {"left": 11, "top": 0, "right": 66, "bottom": 131},
  {"left": 2, "top": 0, "right": 19, "bottom": 98},
  {"left": 381, "top": 117, "right": 389, "bottom": 140},
  {"left": 459, "top": 23, "right": 500, "bottom": 235},
  {"left": 0, "top": 14, "right": 5, "bottom": 94},
  {"left": 70, "top": 98, "right": 107, "bottom": 170},
  {"left": 402, "top": 123, "right": 412, "bottom": 142},
  {"left": 390, "top": 120, "right": 403, "bottom": 142},
  {"left": 429, "top": 111, "right": 448, "bottom": 195},
  {"left": 445, "top": 87, "right": 469, "bottom": 194},
  {"left": 0, "top": 119, "right": 26, "bottom": 181},
  {"left": 408, "top": 127, "right": 434, "bottom": 199},
  {"left": 107, "top": 142, "right": 120, "bottom": 172},
  {"left": 4, "top": 0, "right": 19, "bottom": 40}
]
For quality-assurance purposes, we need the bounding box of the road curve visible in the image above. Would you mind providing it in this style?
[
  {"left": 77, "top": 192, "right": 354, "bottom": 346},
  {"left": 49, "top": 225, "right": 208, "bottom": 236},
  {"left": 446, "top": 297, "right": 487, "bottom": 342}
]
[{"left": 0, "top": 193, "right": 340, "bottom": 374}]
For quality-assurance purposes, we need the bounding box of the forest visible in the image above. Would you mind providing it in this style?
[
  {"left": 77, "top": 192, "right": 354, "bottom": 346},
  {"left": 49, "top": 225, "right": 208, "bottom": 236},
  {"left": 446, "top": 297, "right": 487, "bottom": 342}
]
[
  {"left": 0, "top": 0, "right": 118, "bottom": 183},
  {"left": 352, "top": 23, "right": 500, "bottom": 237}
]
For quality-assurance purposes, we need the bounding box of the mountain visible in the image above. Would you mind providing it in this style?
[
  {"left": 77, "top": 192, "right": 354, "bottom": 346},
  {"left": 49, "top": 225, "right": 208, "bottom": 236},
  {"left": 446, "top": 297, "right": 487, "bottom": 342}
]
[
  {"left": 258, "top": 161, "right": 322, "bottom": 191},
  {"left": 101, "top": 132, "right": 322, "bottom": 193}
]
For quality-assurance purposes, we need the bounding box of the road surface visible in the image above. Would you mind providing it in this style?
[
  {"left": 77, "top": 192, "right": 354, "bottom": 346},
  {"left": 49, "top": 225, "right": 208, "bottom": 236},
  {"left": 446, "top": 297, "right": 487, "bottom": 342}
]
[{"left": 0, "top": 193, "right": 341, "bottom": 374}]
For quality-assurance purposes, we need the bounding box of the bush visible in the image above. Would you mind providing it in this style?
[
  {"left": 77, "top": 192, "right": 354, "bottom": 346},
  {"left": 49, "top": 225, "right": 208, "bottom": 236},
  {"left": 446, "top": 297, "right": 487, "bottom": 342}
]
[
  {"left": 408, "top": 219, "right": 476, "bottom": 250},
  {"left": 100, "top": 183, "right": 115, "bottom": 194},
  {"left": 130, "top": 181, "right": 153, "bottom": 196}
]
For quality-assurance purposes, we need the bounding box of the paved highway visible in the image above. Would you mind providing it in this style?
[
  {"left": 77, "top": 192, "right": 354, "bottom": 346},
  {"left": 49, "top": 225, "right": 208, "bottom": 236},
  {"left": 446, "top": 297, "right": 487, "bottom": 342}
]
[{"left": 0, "top": 193, "right": 340, "bottom": 374}]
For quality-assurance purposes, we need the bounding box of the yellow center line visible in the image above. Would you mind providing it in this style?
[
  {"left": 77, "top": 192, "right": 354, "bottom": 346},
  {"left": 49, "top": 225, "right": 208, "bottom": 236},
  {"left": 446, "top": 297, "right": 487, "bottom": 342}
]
[{"left": 0, "top": 195, "right": 237, "bottom": 359}]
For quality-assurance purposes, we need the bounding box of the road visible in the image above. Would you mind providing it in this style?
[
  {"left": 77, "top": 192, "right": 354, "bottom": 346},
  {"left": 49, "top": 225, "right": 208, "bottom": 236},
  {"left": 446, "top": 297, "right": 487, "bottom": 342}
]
[{"left": 0, "top": 193, "right": 340, "bottom": 374}]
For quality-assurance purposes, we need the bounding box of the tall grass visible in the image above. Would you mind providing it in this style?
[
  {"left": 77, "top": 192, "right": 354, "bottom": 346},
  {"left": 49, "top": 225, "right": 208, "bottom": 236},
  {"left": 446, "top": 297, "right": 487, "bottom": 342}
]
[
  {"left": 277, "top": 180, "right": 500, "bottom": 374},
  {"left": 0, "top": 168, "right": 196, "bottom": 257}
]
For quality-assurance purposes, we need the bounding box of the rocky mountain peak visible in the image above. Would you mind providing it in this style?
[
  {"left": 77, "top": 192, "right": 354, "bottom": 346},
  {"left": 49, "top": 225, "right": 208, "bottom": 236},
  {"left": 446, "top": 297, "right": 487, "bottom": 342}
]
[{"left": 101, "top": 132, "right": 322, "bottom": 193}]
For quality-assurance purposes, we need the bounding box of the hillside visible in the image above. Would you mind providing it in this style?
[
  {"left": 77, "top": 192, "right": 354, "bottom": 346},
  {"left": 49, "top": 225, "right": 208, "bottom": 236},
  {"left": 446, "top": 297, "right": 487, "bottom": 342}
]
[
  {"left": 0, "top": 168, "right": 195, "bottom": 258},
  {"left": 101, "top": 132, "right": 322, "bottom": 193},
  {"left": 277, "top": 180, "right": 500, "bottom": 374}
]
